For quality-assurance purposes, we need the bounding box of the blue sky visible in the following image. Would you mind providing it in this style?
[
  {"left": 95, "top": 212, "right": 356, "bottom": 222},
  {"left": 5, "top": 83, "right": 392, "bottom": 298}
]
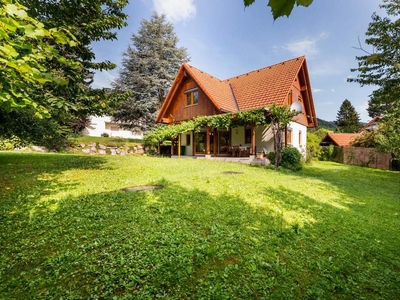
[{"left": 91, "top": 0, "right": 384, "bottom": 122}]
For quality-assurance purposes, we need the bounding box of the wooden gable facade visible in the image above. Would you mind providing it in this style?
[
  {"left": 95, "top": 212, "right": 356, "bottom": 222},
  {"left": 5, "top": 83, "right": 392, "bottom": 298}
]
[{"left": 156, "top": 56, "right": 317, "bottom": 157}]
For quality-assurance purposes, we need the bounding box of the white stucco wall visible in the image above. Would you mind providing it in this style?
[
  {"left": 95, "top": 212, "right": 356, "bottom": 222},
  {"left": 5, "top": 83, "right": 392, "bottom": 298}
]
[{"left": 82, "top": 116, "right": 143, "bottom": 139}]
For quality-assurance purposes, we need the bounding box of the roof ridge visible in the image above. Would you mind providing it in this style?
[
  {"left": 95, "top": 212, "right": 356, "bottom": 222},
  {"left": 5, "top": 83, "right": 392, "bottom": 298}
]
[
  {"left": 184, "top": 63, "right": 225, "bottom": 83},
  {"left": 224, "top": 56, "right": 305, "bottom": 82}
]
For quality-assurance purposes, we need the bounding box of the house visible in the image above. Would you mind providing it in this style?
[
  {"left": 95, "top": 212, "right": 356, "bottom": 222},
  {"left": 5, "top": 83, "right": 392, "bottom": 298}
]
[
  {"left": 82, "top": 116, "right": 143, "bottom": 139},
  {"left": 156, "top": 56, "right": 317, "bottom": 157},
  {"left": 358, "top": 116, "right": 380, "bottom": 133},
  {"left": 319, "top": 133, "right": 359, "bottom": 147},
  {"left": 319, "top": 116, "right": 381, "bottom": 147}
]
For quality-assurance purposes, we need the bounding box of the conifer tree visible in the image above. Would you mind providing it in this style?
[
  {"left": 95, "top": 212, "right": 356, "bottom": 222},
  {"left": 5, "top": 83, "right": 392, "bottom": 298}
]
[
  {"left": 112, "top": 12, "right": 190, "bottom": 133},
  {"left": 335, "top": 99, "right": 361, "bottom": 133}
]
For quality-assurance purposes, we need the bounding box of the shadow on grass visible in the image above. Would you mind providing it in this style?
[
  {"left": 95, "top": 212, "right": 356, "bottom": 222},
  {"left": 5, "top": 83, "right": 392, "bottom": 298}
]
[{"left": 1, "top": 176, "right": 399, "bottom": 299}]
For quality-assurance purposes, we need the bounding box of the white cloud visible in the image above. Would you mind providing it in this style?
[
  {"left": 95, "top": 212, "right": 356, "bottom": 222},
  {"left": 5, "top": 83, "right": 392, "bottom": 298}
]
[
  {"left": 280, "top": 32, "right": 329, "bottom": 59},
  {"left": 313, "top": 88, "right": 323, "bottom": 93},
  {"left": 153, "top": 0, "right": 196, "bottom": 23},
  {"left": 331, "top": 89, "right": 335, "bottom": 92}
]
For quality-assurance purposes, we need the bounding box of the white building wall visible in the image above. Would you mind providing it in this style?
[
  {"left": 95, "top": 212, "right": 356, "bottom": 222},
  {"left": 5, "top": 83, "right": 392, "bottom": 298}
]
[{"left": 82, "top": 116, "right": 143, "bottom": 139}]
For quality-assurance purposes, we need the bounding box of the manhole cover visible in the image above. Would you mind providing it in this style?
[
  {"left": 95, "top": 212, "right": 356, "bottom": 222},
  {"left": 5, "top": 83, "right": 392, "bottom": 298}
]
[
  {"left": 222, "top": 171, "right": 244, "bottom": 174},
  {"left": 122, "top": 185, "right": 164, "bottom": 192}
]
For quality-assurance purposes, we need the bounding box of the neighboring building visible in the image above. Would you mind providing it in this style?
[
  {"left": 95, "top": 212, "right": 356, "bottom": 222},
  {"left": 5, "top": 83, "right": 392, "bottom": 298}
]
[
  {"left": 320, "top": 116, "right": 381, "bottom": 147},
  {"left": 319, "top": 133, "right": 359, "bottom": 147},
  {"left": 82, "top": 116, "right": 143, "bottom": 139},
  {"left": 156, "top": 56, "right": 317, "bottom": 156},
  {"left": 358, "top": 116, "right": 381, "bottom": 133}
]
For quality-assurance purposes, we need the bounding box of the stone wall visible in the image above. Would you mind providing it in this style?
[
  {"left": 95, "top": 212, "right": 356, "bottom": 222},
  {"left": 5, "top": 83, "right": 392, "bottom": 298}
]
[
  {"left": 338, "top": 146, "right": 391, "bottom": 170},
  {"left": 77, "top": 143, "right": 147, "bottom": 156}
]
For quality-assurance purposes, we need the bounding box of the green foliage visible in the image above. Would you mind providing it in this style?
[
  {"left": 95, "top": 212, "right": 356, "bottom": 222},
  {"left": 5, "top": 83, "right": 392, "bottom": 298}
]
[
  {"left": 349, "top": 0, "right": 400, "bottom": 118},
  {"left": 350, "top": 131, "right": 379, "bottom": 148},
  {"left": 265, "top": 103, "right": 302, "bottom": 168},
  {"left": 335, "top": 99, "right": 361, "bottom": 133},
  {"left": 306, "top": 132, "right": 322, "bottom": 162},
  {"left": 113, "top": 12, "right": 189, "bottom": 132},
  {"left": 315, "top": 118, "right": 336, "bottom": 130},
  {"left": 320, "top": 145, "right": 337, "bottom": 161},
  {"left": 1, "top": 154, "right": 400, "bottom": 299},
  {"left": 0, "top": 0, "right": 80, "bottom": 118},
  {"left": 281, "top": 146, "right": 302, "bottom": 171},
  {"left": 144, "top": 109, "right": 266, "bottom": 145},
  {"left": 244, "top": 0, "right": 314, "bottom": 20},
  {"left": 375, "top": 109, "right": 400, "bottom": 157},
  {"left": 1, "top": 0, "right": 129, "bottom": 147}
]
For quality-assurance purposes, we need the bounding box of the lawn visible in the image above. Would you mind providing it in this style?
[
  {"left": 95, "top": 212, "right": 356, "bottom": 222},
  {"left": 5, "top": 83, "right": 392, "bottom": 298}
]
[{"left": 0, "top": 152, "right": 399, "bottom": 299}]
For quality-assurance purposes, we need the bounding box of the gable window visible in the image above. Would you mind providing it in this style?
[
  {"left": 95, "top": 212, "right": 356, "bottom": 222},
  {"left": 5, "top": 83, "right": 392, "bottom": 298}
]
[{"left": 185, "top": 88, "right": 198, "bottom": 106}]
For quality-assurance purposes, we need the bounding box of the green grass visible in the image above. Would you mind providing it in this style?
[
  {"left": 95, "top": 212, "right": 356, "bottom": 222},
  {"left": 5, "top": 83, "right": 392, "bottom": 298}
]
[{"left": 1, "top": 152, "right": 399, "bottom": 299}]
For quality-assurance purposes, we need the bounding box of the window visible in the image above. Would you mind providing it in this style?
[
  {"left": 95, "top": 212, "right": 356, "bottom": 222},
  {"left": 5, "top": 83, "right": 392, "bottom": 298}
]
[
  {"left": 186, "top": 134, "right": 191, "bottom": 146},
  {"left": 287, "top": 130, "right": 292, "bottom": 145},
  {"left": 110, "top": 125, "right": 119, "bottom": 131},
  {"left": 185, "top": 89, "right": 198, "bottom": 106},
  {"left": 245, "top": 128, "right": 251, "bottom": 144}
]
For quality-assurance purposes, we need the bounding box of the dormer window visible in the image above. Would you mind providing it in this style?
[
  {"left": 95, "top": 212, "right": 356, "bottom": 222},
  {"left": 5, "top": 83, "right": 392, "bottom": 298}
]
[{"left": 185, "top": 88, "right": 198, "bottom": 106}]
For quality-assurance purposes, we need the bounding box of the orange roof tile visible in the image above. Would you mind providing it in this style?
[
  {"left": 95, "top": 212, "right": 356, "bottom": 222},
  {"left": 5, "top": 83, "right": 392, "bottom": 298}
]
[
  {"left": 157, "top": 56, "right": 316, "bottom": 124},
  {"left": 324, "top": 133, "right": 359, "bottom": 146},
  {"left": 225, "top": 57, "right": 305, "bottom": 111},
  {"left": 184, "top": 64, "right": 237, "bottom": 112}
]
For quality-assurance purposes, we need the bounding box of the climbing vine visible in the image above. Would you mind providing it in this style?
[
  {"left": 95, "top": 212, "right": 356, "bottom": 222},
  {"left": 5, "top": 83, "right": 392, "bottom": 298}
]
[{"left": 144, "top": 108, "right": 269, "bottom": 145}]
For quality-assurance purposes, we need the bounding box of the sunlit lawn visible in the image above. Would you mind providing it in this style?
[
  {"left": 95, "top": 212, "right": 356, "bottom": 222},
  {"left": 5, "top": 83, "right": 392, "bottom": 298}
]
[{"left": 1, "top": 152, "right": 399, "bottom": 299}]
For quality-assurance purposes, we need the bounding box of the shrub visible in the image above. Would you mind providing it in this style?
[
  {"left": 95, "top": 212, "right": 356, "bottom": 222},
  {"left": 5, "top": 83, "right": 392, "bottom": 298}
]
[
  {"left": 267, "top": 152, "right": 275, "bottom": 164},
  {"left": 281, "top": 146, "right": 302, "bottom": 171},
  {"left": 320, "top": 145, "right": 336, "bottom": 161},
  {"left": 101, "top": 132, "right": 109, "bottom": 137}
]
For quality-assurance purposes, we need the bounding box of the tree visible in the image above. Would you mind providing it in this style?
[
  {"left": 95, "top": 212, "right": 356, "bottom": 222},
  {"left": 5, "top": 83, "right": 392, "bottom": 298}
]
[
  {"left": 349, "top": 0, "right": 400, "bottom": 157},
  {"left": 0, "top": 0, "right": 80, "bottom": 118},
  {"left": 348, "top": 0, "right": 400, "bottom": 118},
  {"left": 264, "top": 103, "right": 301, "bottom": 168},
  {"left": 335, "top": 99, "right": 361, "bottom": 133},
  {"left": 244, "top": 0, "right": 314, "bottom": 20},
  {"left": 112, "top": 12, "right": 190, "bottom": 133},
  {"left": 1, "top": 0, "right": 129, "bottom": 147}
]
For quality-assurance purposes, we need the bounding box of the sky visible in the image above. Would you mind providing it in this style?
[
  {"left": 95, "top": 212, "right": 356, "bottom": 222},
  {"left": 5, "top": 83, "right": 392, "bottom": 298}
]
[{"left": 91, "top": 0, "right": 385, "bottom": 123}]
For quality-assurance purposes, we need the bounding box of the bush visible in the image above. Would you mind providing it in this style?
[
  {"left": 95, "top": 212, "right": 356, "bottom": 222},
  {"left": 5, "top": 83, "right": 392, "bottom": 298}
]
[
  {"left": 281, "top": 146, "right": 302, "bottom": 171},
  {"left": 101, "top": 132, "right": 109, "bottom": 137},
  {"left": 267, "top": 152, "right": 275, "bottom": 164},
  {"left": 320, "top": 145, "right": 336, "bottom": 161}
]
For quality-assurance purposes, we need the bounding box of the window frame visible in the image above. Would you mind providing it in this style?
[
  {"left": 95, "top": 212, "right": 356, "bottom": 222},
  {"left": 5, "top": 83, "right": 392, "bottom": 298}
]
[{"left": 185, "top": 88, "right": 199, "bottom": 106}]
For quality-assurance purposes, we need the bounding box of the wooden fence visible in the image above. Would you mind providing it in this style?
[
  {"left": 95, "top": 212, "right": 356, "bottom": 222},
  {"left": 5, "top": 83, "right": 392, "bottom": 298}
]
[{"left": 335, "top": 146, "right": 391, "bottom": 170}]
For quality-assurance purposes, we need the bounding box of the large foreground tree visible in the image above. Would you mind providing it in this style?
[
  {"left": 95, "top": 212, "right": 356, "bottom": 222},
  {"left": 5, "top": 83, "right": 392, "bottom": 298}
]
[
  {"left": 335, "top": 99, "right": 361, "bottom": 133},
  {"left": 112, "top": 12, "right": 189, "bottom": 133},
  {"left": 1, "top": 0, "right": 128, "bottom": 147},
  {"left": 349, "top": 0, "right": 400, "bottom": 157},
  {"left": 349, "top": 0, "right": 400, "bottom": 118}
]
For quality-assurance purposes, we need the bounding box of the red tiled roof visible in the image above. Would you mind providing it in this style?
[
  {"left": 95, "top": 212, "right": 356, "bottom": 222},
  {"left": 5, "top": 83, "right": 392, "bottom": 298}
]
[
  {"left": 324, "top": 133, "right": 359, "bottom": 146},
  {"left": 184, "top": 65, "right": 236, "bottom": 112},
  {"left": 225, "top": 56, "right": 305, "bottom": 111},
  {"left": 157, "top": 56, "right": 316, "bottom": 124}
]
